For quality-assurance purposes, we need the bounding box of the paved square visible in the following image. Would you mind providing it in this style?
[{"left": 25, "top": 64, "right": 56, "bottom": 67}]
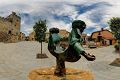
[{"left": 0, "top": 41, "right": 120, "bottom": 80}]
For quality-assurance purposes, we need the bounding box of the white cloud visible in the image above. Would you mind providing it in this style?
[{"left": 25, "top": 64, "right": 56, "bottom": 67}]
[
  {"left": 104, "top": 26, "right": 110, "bottom": 30},
  {"left": 25, "top": 28, "right": 33, "bottom": 34},
  {"left": 77, "top": 11, "right": 97, "bottom": 28},
  {"left": 48, "top": 18, "right": 71, "bottom": 31},
  {"left": 95, "top": 26, "right": 101, "bottom": 31},
  {"left": 0, "top": 0, "right": 120, "bottom": 36},
  {"left": 87, "top": 33, "right": 91, "bottom": 36},
  {"left": 52, "top": 4, "right": 77, "bottom": 18}
]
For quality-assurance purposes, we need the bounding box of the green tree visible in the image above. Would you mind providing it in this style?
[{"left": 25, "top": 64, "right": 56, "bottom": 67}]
[
  {"left": 108, "top": 17, "right": 120, "bottom": 51},
  {"left": 33, "top": 19, "right": 47, "bottom": 54}
]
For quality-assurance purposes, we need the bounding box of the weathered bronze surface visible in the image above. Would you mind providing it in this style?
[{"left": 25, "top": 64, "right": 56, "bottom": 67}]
[{"left": 48, "top": 20, "right": 95, "bottom": 77}]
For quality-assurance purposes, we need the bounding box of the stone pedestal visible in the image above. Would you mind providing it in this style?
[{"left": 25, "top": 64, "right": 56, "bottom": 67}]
[{"left": 28, "top": 66, "right": 94, "bottom": 80}]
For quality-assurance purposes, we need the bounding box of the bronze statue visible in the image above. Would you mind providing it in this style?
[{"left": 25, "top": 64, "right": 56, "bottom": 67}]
[{"left": 48, "top": 20, "right": 95, "bottom": 77}]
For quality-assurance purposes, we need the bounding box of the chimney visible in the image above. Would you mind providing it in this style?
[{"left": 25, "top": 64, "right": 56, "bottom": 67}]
[{"left": 101, "top": 28, "right": 104, "bottom": 31}]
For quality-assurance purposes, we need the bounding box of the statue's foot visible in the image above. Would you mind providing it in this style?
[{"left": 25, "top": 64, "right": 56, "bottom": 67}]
[
  {"left": 82, "top": 53, "right": 95, "bottom": 61},
  {"left": 54, "top": 71, "right": 66, "bottom": 77},
  {"left": 54, "top": 68, "right": 66, "bottom": 77}
]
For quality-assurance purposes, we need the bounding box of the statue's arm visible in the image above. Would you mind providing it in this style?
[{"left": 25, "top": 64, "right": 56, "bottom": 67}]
[{"left": 69, "top": 30, "right": 80, "bottom": 45}]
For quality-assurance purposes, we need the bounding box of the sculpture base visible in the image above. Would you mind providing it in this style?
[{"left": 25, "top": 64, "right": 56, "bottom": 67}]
[
  {"left": 28, "top": 66, "right": 94, "bottom": 80},
  {"left": 36, "top": 53, "right": 48, "bottom": 59},
  {"left": 110, "top": 58, "right": 120, "bottom": 67}
]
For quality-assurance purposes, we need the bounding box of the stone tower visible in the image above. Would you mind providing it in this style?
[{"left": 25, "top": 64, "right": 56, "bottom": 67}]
[
  {"left": 0, "top": 12, "right": 21, "bottom": 42},
  {"left": 6, "top": 12, "right": 21, "bottom": 35}
]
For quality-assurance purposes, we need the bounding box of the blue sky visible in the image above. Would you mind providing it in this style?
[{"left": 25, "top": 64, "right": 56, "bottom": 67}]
[{"left": 0, "top": 0, "right": 120, "bottom": 36}]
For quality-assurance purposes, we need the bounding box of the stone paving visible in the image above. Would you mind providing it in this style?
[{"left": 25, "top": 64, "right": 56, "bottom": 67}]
[{"left": 0, "top": 41, "right": 120, "bottom": 80}]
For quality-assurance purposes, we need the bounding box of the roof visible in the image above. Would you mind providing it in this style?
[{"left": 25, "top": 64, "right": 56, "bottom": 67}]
[
  {"left": 91, "top": 29, "right": 109, "bottom": 35},
  {"left": 91, "top": 29, "right": 115, "bottom": 39},
  {"left": 91, "top": 29, "right": 110, "bottom": 37}
]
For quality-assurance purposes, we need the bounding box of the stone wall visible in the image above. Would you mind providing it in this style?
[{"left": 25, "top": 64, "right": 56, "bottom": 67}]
[
  {"left": 0, "top": 12, "right": 21, "bottom": 43},
  {"left": 18, "top": 32, "right": 26, "bottom": 41},
  {"left": 29, "top": 32, "right": 35, "bottom": 41}
]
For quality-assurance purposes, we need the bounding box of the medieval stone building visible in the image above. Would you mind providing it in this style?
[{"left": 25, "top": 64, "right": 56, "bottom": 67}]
[
  {"left": 19, "top": 32, "right": 26, "bottom": 41},
  {"left": 29, "top": 32, "right": 35, "bottom": 41},
  {"left": 28, "top": 29, "right": 70, "bottom": 42},
  {"left": 45, "top": 29, "right": 69, "bottom": 42},
  {"left": 0, "top": 12, "right": 21, "bottom": 42}
]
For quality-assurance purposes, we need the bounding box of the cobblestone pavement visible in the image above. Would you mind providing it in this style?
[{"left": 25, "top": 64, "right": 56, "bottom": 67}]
[{"left": 0, "top": 41, "right": 120, "bottom": 80}]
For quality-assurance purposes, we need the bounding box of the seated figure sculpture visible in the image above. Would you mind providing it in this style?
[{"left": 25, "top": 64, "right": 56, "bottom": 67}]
[{"left": 48, "top": 20, "right": 95, "bottom": 77}]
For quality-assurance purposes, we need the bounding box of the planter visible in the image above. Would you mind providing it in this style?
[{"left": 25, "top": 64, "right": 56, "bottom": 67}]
[{"left": 36, "top": 53, "right": 48, "bottom": 59}]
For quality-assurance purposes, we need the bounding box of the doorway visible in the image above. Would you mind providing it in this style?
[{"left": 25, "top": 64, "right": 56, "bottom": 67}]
[{"left": 109, "top": 40, "right": 112, "bottom": 45}]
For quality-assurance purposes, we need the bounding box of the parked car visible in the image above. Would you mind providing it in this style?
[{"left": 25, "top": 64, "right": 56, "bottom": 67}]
[{"left": 88, "top": 41, "right": 97, "bottom": 48}]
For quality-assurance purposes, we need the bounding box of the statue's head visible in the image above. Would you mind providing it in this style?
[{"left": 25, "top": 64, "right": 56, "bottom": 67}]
[
  {"left": 49, "top": 28, "right": 61, "bottom": 44},
  {"left": 49, "top": 28, "right": 59, "bottom": 34},
  {"left": 72, "top": 20, "right": 86, "bottom": 33}
]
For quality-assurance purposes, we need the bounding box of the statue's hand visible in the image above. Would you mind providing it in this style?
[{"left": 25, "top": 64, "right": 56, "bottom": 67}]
[{"left": 82, "top": 52, "right": 96, "bottom": 61}]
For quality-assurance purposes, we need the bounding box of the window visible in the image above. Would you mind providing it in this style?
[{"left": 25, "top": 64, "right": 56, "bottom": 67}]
[
  {"left": 8, "top": 30, "right": 11, "bottom": 34},
  {"left": 9, "top": 19, "right": 13, "bottom": 23},
  {"left": 17, "top": 19, "right": 19, "bottom": 22}
]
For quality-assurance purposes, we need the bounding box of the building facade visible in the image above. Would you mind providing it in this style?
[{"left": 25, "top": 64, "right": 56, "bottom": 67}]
[
  {"left": 0, "top": 12, "right": 21, "bottom": 42},
  {"left": 18, "top": 32, "right": 26, "bottom": 41},
  {"left": 81, "top": 33, "right": 88, "bottom": 45},
  {"left": 45, "top": 32, "right": 49, "bottom": 41},
  {"left": 29, "top": 32, "right": 35, "bottom": 41},
  {"left": 59, "top": 29, "right": 69, "bottom": 38},
  {"left": 45, "top": 29, "right": 69, "bottom": 42},
  {"left": 28, "top": 29, "right": 70, "bottom": 42},
  {"left": 91, "top": 28, "right": 116, "bottom": 45}
]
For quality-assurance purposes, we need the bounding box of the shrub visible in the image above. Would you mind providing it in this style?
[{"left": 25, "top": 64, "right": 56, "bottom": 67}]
[{"left": 114, "top": 44, "right": 119, "bottom": 51}]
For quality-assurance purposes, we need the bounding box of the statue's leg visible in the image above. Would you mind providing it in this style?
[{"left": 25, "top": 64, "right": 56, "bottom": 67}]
[
  {"left": 54, "top": 53, "right": 66, "bottom": 77},
  {"left": 74, "top": 42, "right": 85, "bottom": 55},
  {"left": 74, "top": 42, "right": 95, "bottom": 61}
]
